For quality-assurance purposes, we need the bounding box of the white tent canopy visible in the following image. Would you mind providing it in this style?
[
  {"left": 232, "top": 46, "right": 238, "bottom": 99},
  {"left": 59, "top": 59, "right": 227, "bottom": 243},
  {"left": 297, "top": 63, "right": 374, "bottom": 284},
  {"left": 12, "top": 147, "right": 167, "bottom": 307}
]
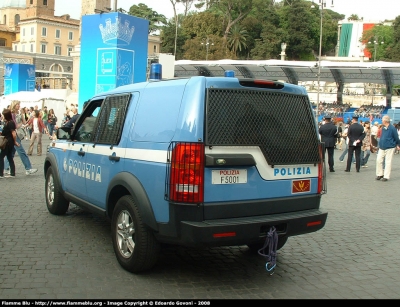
[{"left": 0, "top": 89, "right": 72, "bottom": 127}]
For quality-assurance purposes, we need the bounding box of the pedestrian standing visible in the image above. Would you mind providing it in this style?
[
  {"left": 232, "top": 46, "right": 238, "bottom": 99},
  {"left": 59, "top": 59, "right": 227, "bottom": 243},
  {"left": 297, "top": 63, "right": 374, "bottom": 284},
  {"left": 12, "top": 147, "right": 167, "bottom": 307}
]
[
  {"left": 0, "top": 109, "right": 20, "bottom": 178},
  {"left": 27, "top": 106, "right": 34, "bottom": 138},
  {"left": 375, "top": 115, "right": 400, "bottom": 182},
  {"left": 41, "top": 106, "right": 48, "bottom": 134},
  {"left": 361, "top": 121, "right": 372, "bottom": 168},
  {"left": 345, "top": 116, "right": 365, "bottom": 173},
  {"left": 371, "top": 121, "right": 379, "bottom": 149},
  {"left": 339, "top": 123, "right": 349, "bottom": 162},
  {"left": 47, "top": 108, "right": 57, "bottom": 139},
  {"left": 25, "top": 110, "right": 49, "bottom": 156},
  {"left": 3, "top": 100, "right": 38, "bottom": 175},
  {"left": 319, "top": 115, "right": 338, "bottom": 172}
]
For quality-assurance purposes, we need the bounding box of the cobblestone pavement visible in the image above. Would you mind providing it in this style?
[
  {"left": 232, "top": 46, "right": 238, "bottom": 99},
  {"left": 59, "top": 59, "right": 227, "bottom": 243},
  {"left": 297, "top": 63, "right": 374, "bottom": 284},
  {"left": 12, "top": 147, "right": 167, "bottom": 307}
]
[{"left": 1, "top": 139, "right": 400, "bottom": 299}]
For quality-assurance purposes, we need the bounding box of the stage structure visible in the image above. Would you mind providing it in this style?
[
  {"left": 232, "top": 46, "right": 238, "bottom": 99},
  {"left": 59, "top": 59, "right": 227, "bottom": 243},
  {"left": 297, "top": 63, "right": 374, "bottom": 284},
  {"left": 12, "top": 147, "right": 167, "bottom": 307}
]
[{"left": 3, "top": 63, "right": 36, "bottom": 95}]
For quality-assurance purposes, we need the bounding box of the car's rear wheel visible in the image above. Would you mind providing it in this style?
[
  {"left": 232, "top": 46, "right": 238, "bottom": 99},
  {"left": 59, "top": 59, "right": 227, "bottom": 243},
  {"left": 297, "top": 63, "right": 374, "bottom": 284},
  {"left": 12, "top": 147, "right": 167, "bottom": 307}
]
[
  {"left": 111, "top": 195, "right": 160, "bottom": 273},
  {"left": 45, "top": 166, "right": 69, "bottom": 215}
]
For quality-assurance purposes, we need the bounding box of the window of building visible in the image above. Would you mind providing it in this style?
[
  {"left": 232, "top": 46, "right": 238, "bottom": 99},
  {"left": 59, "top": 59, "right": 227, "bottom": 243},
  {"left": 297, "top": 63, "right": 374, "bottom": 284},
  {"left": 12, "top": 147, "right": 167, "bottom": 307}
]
[
  {"left": 22, "top": 28, "right": 26, "bottom": 36},
  {"left": 15, "top": 14, "right": 20, "bottom": 25},
  {"left": 154, "top": 45, "right": 157, "bottom": 53},
  {"left": 14, "top": 45, "right": 17, "bottom": 51},
  {"left": 3, "top": 15, "right": 6, "bottom": 25},
  {"left": 22, "top": 44, "right": 25, "bottom": 52},
  {"left": 50, "top": 64, "right": 63, "bottom": 77},
  {"left": 68, "top": 47, "right": 73, "bottom": 56},
  {"left": 30, "top": 0, "right": 33, "bottom": 4},
  {"left": 43, "top": 0, "right": 48, "bottom": 5},
  {"left": 55, "top": 45, "right": 61, "bottom": 55},
  {"left": 68, "top": 32, "right": 73, "bottom": 41},
  {"left": 55, "top": 29, "right": 61, "bottom": 39},
  {"left": 30, "top": 44, "right": 34, "bottom": 52},
  {"left": 0, "top": 39, "right": 6, "bottom": 47},
  {"left": 41, "top": 44, "right": 47, "bottom": 54},
  {"left": 31, "top": 27, "right": 34, "bottom": 35},
  {"left": 42, "top": 27, "right": 47, "bottom": 37}
]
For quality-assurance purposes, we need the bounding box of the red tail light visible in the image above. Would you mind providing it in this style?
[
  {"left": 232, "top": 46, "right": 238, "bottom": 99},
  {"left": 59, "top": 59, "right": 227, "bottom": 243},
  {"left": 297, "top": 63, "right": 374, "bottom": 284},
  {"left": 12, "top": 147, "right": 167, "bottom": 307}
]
[{"left": 169, "top": 142, "right": 205, "bottom": 203}]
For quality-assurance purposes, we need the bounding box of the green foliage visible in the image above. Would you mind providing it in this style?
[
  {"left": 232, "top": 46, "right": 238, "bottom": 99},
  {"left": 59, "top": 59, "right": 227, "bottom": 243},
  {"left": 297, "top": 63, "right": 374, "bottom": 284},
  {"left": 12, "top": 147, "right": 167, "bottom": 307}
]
[
  {"left": 278, "top": 0, "right": 318, "bottom": 60},
  {"left": 227, "top": 24, "right": 249, "bottom": 55},
  {"left": 348, "top": 14, "right": 360, "bottom": 21},
  {"left": 128, "top": 3, "right": 167, "bottom": 34},
  {"left": 182, "top": 35, "right": 237, "bottom": 60},
  {"left": 384, "top": 15, "right": 400, "bottom": 62},
  {"left": 154, "top": 0, "right": 398, "bottom": 63},
  {"left": 362, "top": 25, "right": 394, "bottom": 61},
  {"left": 160, "top": 15, "right": 188, "bottom": 60},
  {"left": 181, "top": 11, "right": 224, "bottom": 38}
]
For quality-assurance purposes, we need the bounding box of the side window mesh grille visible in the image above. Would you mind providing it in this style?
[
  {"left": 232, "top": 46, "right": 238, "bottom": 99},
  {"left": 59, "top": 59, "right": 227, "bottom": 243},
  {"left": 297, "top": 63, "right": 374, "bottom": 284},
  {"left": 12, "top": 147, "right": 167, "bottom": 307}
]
[
  {"left": 94, "top": 94, "right": 131, "bottom": 145},
  {"left": 205, "top": 88, "right": 320, "bottom": 165}
]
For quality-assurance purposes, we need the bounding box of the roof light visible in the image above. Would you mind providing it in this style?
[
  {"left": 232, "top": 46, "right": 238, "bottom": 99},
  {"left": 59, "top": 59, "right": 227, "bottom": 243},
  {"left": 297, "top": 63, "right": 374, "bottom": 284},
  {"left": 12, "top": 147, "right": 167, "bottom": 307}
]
[
  {"left": 224, "top": 70, "right": 235, "bottom": 77},
  {"left": 149, "top": 63, "right": 162, "bottom": 80}
]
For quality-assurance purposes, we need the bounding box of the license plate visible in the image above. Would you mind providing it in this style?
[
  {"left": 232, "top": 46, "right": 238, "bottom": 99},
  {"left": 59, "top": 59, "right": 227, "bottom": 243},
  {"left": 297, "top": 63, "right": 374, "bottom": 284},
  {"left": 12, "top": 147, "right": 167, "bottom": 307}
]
[{"left": 212, "top": 169, "right": 247, "bottom": 184}]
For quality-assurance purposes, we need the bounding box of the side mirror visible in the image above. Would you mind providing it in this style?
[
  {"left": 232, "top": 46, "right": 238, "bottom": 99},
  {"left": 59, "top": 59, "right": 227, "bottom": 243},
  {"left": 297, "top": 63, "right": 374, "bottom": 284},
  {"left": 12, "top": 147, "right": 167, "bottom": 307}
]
[{"left": 56, "top": 127, "right": 71, "bottom": 140}]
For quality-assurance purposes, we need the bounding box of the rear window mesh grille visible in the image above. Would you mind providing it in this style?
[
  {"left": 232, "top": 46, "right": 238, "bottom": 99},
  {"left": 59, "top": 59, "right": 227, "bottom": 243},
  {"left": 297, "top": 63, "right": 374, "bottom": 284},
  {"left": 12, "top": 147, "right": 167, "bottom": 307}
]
[{"left": 205, "top": 88, "right": 320, "bottom": 166}]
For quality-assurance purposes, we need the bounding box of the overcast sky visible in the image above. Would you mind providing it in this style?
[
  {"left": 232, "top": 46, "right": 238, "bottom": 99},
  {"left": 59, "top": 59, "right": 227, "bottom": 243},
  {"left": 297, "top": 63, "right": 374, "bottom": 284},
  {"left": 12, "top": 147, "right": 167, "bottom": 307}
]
[{"left": 55, "top": 0, "right": 399, "bottom": 22}]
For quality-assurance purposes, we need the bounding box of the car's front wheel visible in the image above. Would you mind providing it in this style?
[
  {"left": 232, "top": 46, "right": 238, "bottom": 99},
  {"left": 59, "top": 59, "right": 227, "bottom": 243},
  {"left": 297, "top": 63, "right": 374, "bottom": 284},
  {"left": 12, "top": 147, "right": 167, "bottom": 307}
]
[
  {"left": 111, "top": 195, "right": 160, "bottom": 273},
  {"left": 45, "top": 166, "right": 69, "bottom": 215}
]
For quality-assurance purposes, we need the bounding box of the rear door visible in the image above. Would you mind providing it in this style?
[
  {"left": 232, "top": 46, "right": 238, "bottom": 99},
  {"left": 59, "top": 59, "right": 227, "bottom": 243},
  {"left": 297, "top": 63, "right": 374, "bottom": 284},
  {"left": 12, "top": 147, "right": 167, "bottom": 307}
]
[{"left": 84, "top": 94, "right": 133, "bottom": 208}]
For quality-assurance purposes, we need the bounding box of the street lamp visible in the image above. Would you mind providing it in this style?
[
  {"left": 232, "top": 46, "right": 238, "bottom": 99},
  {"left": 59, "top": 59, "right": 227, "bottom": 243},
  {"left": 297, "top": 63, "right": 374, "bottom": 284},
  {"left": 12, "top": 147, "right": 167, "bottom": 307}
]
[
  {"left": 201, "top": 37, "right": 214, "bottom": 61},
  {"left": 312, "top": 0, "right": 334, "bottom": 124},
  {"left": 368, "top": 37, "right": 384, "bottom": 62}
]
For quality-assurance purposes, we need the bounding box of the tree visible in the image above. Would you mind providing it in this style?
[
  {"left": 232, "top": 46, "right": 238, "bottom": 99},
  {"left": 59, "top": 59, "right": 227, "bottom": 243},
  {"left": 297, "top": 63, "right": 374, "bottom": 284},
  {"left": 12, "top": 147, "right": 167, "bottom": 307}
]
[
  {"left": 227, "top": 24, "right": 249, "bottom": 56},
  {"left": 127, "top": 3, "right": 167, "bottom": 34},
  {"left": 181, "top": 11, "right": 224, "bottom": 38},
  {"left": 168, "top": 0, "right": 180, "bottom": 55},
  {"left": 348, "top": 14, "right": 360, "bottom": 21},
  {"left": 178, "top": 0, "right": 198, "bottom": 16},
  {"left": 182, "top": 35, "right": 237, "bottom": 60},
  {"left": 361, "top": 24, "right": 394, "bottom": 61},
  {"left": 278, "top": 0, "right": 318, "bottom": 60},
  {"left": 383, "top": 15, "right": 400, "bottom": 62},
  {"left": 215, "top": 0, "right": 254, "bottom": 41},
  {"left": 241, "top": 0, "right": 278, "bottom": 59},
  {"left": 195, "top": 0, "right": 219, "bottom": 10},
  {"left": 160, "top": 16, "right": 188, "bottom": 60},
  {"left": 251, "top": 24, "right": 286, "bottom": 60}
]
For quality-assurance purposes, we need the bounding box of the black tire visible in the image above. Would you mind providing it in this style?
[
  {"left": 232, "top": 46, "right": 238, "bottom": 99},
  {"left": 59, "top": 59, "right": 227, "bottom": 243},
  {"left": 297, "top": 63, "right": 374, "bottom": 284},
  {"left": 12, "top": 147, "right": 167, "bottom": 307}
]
[
  {"left": 45, "top": 166, "right": 69, "bottom": 215},
  {"left": 111, "top": 195, "right": 160, "bottom": 273},
  {"left": 247, "top": 236, "right": 288, "bottom": 253}
]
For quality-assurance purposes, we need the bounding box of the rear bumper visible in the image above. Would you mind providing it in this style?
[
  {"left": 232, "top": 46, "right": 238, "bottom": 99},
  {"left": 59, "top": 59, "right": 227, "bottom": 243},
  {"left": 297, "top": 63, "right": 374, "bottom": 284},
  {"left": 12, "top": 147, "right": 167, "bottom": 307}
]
[{"left": 157, "top": 208, "right": 327, "bottom": 247}]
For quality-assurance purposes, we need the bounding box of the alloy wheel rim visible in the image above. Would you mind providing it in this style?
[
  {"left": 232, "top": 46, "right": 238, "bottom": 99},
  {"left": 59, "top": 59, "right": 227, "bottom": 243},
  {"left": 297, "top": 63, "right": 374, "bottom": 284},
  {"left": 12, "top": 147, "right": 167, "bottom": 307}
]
[{"left": 116, "top": 210, "right": 135, "bottom": 258}]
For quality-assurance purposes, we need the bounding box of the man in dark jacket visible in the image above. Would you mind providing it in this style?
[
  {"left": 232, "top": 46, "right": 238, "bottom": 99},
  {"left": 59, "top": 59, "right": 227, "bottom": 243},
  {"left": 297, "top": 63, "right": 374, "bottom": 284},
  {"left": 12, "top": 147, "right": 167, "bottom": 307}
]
[
  {"left": 63, "top": 106, "right": 79, "bottom": 129},
  {"left": 345, "top": 116, "right": 365, "bottom": 173},
  {"left": 319, "top": 116, "right": 338, "bottom": 172}
]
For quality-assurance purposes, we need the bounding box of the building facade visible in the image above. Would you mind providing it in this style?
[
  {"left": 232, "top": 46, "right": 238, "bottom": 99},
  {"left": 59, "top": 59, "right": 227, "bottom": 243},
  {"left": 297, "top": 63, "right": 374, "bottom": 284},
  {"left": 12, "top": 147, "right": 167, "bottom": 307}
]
[{"left": 0, "top": 0, "right": 162, "bottom": 95}]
